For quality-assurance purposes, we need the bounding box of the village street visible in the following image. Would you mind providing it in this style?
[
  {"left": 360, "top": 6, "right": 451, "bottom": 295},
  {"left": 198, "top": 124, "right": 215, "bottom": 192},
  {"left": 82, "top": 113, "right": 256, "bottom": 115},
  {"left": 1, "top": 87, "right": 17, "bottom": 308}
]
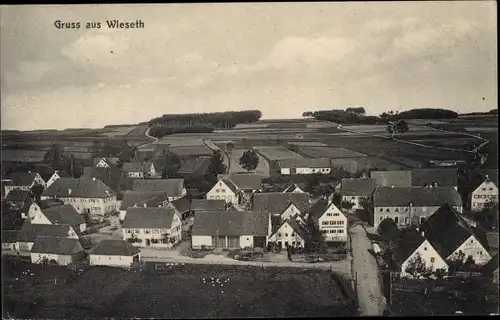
[{"left": 349, "top": 223, "right": 386, "bottom": 316}]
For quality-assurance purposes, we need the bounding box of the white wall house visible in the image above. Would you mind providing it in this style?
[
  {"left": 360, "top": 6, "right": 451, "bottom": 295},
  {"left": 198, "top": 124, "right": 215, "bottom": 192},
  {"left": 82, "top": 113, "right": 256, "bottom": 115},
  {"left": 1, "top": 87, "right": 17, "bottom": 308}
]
[
  {"left": 206, "top": 179, "right": 239, "bottom": 205},
  {"left": 374, "top": 205, "right": 464, "bottom": 229},
  {"left": 279, "top": 159, "right": 332, "bottom": 175},
  {"left": 30, "top": 204, "right": 87, "bottom": 233},
  {"left": 470, "top": 177, "right": 498, "bottom": 212},
  {"left": 446, "top": 235, "right": 492, "bottom": 266},
  {"left": 17, "top": 224, "right": 79, "bottom": 252},
  {"left": 89, "top": 240, "right": 141, "bottom": 268},
  {"left": 5, "top": 172, "right": 46, "bottom": 196},
  {"left": 30, "top": 238, "right": 85, "bottom": 266},
  {"left": 268, "top": 220, "right": 306, "bottom": 249},
  {"left": 279, "top": 203, "right": 302, "bottom": 221},
  {"left": 317, "top": 202, "right": 347, "bottom": 242},
  {"left": 399, "top": 239, "right": 449, "bottom": 278}
]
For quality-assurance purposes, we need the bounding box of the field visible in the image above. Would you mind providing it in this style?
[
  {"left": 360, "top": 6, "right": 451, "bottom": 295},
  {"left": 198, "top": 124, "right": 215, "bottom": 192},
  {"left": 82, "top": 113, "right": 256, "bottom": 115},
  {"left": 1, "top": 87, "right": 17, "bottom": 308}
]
[
  {"left": 256, "top": 146, "right": 304, "bottom": 161},
  {"left": 296, "top": 146, "right": 367, "bottom": 159},
  {"left": 225, "top": 148, "right": 271, "bottom": 177},
  {"left": 3, "top": 260, "right": 355, "bottom": 319}
]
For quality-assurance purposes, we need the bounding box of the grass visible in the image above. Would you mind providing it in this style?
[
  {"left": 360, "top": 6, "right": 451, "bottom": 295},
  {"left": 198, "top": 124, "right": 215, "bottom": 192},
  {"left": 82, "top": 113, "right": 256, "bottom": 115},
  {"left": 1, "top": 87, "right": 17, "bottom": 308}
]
[
  {"left": 296, "top": 146, "right": 368, "bottom": 159},
  {"left": 3, "top": 260, "right": 355, "bottom": 319}
]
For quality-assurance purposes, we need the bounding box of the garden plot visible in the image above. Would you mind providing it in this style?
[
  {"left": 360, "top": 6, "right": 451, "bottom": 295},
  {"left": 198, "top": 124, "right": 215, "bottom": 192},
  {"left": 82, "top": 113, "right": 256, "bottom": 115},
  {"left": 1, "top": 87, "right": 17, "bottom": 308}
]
[
  {"left": 226, "top": 148, "right": 271, "bottom": 177},
  {"left": 297, "top": 147, "right": 367, "bottom": 158}
]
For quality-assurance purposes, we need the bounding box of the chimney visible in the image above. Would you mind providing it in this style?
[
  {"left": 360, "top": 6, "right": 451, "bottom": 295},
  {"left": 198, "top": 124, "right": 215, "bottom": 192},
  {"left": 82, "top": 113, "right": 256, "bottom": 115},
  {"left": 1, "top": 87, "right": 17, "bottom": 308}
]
[
  {"left": 485, "top": 174, "right": 489, "bottom": 180},
  {"left": 68, "top": 188, "right": 72, "bottom": 195},
  {"left": 433, "top": 182, "right": 438, "bottom": 187},
  {"left": 92, "top": 177, "right": 96, "bottom": 181},
  {"left": 54, "top": 220, "right": 59, "bottom": 225},
  {"left": 408, "top": 202, "right": 413, "bottom": 225},
  {"left": 143, "top": 203, "right": 147, "bottom": 208},
  {"left": 391, "top": 184, "right": 394, "bottom": 188}
]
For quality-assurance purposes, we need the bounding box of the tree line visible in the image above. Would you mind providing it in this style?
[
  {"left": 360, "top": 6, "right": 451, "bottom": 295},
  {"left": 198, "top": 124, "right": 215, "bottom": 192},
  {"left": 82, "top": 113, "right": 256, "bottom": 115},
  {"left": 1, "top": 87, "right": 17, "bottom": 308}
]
[
  {"left": 148, "top": 110, "right": 262, "bottom": 128},
  {"left": 148, "top": 124, "right": 214, "bottom": 139}
]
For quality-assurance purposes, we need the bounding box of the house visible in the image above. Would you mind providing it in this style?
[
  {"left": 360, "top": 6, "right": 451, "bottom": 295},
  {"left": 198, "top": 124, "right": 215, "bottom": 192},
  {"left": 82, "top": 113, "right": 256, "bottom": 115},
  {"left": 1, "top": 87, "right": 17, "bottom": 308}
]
[
  {"left": 17, "top": 223, "right": 79, "bottom": 252},
  {"left": 281, "top": 182, "right": 307, "bottom": 194},
  {"left": 166, "top": 197, "right": 192, "bottom": 220},
  {"left": 89, "top": 239, "right": 141, "bottom": 268},
  {"left": 27, "top": 199, "right": 65, "bottom": 220},
  {"left": 2, "top": 230, "right": 20, "bottom": 251},
  {"left": 121, "top": 207, "right": 182, "bottom": 248},
  {"left": 268, "top": 219, "right": 307, "bottom": 249},
  {"left": 391, "top": 228, "right": 449, "bottom": 278},
  {"left": 279, "top": 158, "right": 332, "bottom": 175},
  {"left": 119, "top": 191, "right": 169, "bottom": 221},
  {"left": 121, "top": 161, "right": 159, "bottom": 179},
  {"left": 207, "top": 173, "right": 262, "bottom": 205},
  {"left": 41, "top": 178, "right": 117, "bottom": 216},
  {"left": 4, "top": 172, "right": 46, "bottom": 196},
  {"left": 470, "top": 171, "right": 498, "bottom": 212},
  {"left": 30, "top": 204, "right": 86, "bottom": 234},
  {"left": 370, "top": 170, "right": 412, "bottom": 187},
  {"left": 252, "top": 192, "right": 310, "bottom": 223},
  {"left": 340, "top": 178, "right": 378, "bottom": 210},
  {"left": 420, "top": 205, "right": 492, "bottom": 266},
  {"left": 411, "top": 168, "right": 458, "bottom": 190},
  {"left": 372, "top": 186, "right": 463, "bottom": 228},
  {"left": 5, "top": 189, "right": 35, "bottom": 218},
  {"left": 190, "top": 199, "right": 226, "bottom": 214},
  {"left": 177, "top": 157, "right": 211, "bottom": 179},
  {"left": 191, "top": 210, "right": 271, "bottom": 249},
  {"left": 480, "top": 253, "right": 499, "bottom": 283},
  {"left": 93, "top": 157, "right": 120, "bottom": 169},
  {"left": 46, "top": 170, "right": 71, "bottom": 188},
  {"left": 309, "top": 199, "right": 347, "bottom": 242},
  {"left": 30, "top": 237, "right": 85, "bottom": 266},
  {"left": 132, "top": 179, "right": 186, "bottom": 201}
]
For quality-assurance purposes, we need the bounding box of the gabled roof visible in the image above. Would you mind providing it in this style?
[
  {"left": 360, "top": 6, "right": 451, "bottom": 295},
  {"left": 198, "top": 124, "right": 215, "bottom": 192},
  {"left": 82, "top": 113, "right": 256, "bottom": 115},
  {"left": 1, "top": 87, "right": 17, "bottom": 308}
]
[
  {"left": 373, "top": 186, "right": 462, "bottom": 207},
  {"left": 253, "top": 192, "right": 310, "bottom": 215},
  {"left": 41, "top": 204, "right": 85, "bottom": 226},
  {"left": 119, "top": 191, "right": 169, "bottom": 210},
  {"left": 392, "top": 228, "right": 427, "bottom": 266},
  {"left": 17, "top": 223, "right": 73, "bottom": 242},
  {"left": 5, "top": 189, "right": 32, "bottom": 203},
  {"left": 486, "top": 232, "right": 499, "bottom": 255},
  {"left": 42, "top": 178, "right": 116, "bottom": 198},
  {"left": 340, "top": 178, "right": 378, "bottom": 197},
  {"left": 370, "top": 171, "right": 412, "bottom": 187},
  {"left": 132, "top": 179, "right": 185, "bottom": 197},
  {"left": 191, "top": 199, "right": 226, "bottom": 212},
  {"left": 8, "top": 172, "right": 40, "bottom": 186},
  {"left": 121, "top": 162, "right": 147, "bottom": 173},
  {"left": 93, "top": 157, "right": 120, "bottom": 167},
  {"left": 411, "top": 168, "right": 458, "bottom": 187},
  {"left": 278, "top": 158, "right": 332, "bottom": 169},
  {"left": 420, "top": 205, "right": 485, "bottom": 258},
  {"left": 273, "top": 219, "right": 307, "bottom": 240},
  {"left": 169, "top": 197, "right": 191, "bottom": 214},
  {"left": 31, "top": 237, "right": 83, "bottom": 255},
  {"left": 219, "top": 178, "right": 240, "bottom": 194},
  {"left": 34, "top": 199, "right": 65, "bottom": 210},
  {"left": 52, "top": 170, "right": 71, "bottom": 178},
  {"left": 178, "top": 157, "right": 210, "bottom": 174},
  {"left": 225, "top": 173, "right": 262, "bottom": 191},
  {"left": 121, "top": 207, "right": 176, "bottom": 229},
  {"left": 89, "top": 239, "right": 140, "bottom": 256},
  {"left": 480, "top": 169, "right": 498, "bottom": 187},
  {"left": 2, "top": 230, "right": 20, "bottom": 243},
  {"left": 309, "top": 199, "right": 329, "bottom": 220},
  {"left": 192, "top": 210, "right": 269, "bottom": 236},
  {"left": 281, "top": 182, "right": 306, "bottom": 193}
]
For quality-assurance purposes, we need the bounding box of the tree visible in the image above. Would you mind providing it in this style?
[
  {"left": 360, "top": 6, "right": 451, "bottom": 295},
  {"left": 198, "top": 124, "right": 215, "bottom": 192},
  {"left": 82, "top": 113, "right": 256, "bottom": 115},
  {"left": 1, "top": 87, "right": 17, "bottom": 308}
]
[
  {"left": 359, "top": 197, "right": 374, "bottom": 213},
  {"left": 302, "top": 111, "right": 313, "bottom": 118},
  {"left": 30, "top": 183, "right": 45, "bottom": 202},
  {"left": 206, "top": 150, "right": 227, "bottom": 183},
  {"left": 341, "top": 201, "right": 354, "bottom": 210},
  {"left": 346, "top": 107, "right": 366, "bottom": 115},
  {"left": 226, "top": 142, "right": 235, "bottom": 156},
  {"left": 44, "top": 144, "right": 65, "bottom": 169},
  {"left": 433, "top": 268, "right": 447, "bottom": 280},
  {"left": 239, "top": 149, "right": 259, "bottom": 172},
  {"left": 386, "top": 124, "right": 395, "bottom": 139},
  {"left": 395, "top": 120, "right": 409, "bottom": 134},
  {"left": 158, "top": 150, "right": 181, "bottom": 178},
  {"left": 404, "top": 252, "right": 431, "bottom": 278}
]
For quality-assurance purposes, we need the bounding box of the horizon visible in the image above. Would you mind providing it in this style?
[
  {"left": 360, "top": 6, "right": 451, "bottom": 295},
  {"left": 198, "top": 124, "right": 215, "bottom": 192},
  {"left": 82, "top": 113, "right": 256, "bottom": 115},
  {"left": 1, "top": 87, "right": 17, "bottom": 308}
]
[{"left": 1, "top": 2, "right": 497, "bottom": 131}]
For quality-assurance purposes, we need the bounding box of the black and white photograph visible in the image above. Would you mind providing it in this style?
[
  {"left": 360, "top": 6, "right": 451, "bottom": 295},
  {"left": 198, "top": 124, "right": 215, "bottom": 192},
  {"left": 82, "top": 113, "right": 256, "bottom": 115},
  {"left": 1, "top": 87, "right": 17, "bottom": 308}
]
[{"left": 1, "top": 2, "right": 498, "bottom": 318}]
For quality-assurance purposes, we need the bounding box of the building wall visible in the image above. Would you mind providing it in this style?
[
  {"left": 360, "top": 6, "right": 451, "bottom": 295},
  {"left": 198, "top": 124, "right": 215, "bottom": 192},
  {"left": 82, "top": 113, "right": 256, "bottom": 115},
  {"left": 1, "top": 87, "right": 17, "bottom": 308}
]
[
  {"left": 281, "top": 167, "right": 331, "bottom": 175},
  {"left": 373, "top": 205, "right": 463, "bottom": 228},
  {"left": 318, "top": 203, "right": 347, "bottom": 242},
  {"left": 41, "top": 195, "right": 118, "bottom": 216},
  {"left": 89, "top": 254, "right": 139, "bottom": 267},
  {"left": 341, "top": 195, "right": 365, "bottom": 210},
  {"left": 281, "top": 168, "right": 291, "bottom": 175},
  {"left": 280, "top": 203, "right": 301, "bottom": 221},
  {"left": 122, "top": 215, "right": 182, "bottom": 248},
  {"left": 268, "top": 222, "right": 305, "bottom": 248},
  {"left": 18, "top": 241, "right": 34, "bottom": 252},
  {"left": 448, "top": 235, "right": 492, "bottom": 266},
  {"left": 46, "top": 173, "right": 62, "bottom": 188},
  {"left": 206, "top": 180, "right": 239, "bottom": 205},
  {"left": 191, "top": 235, "right": 212, "bottom": 249},
  {"left": 126, "top": 172, "right": 144, "bottom": 178},
  {"left": 400, "top": 240, "right": 449, "bottom": 278},
  {"left": 3, "top": 243, "right": 16, "bottom": 251},
  {"left": 30, "top": 212, "right": 53, "bottom": 225},
  {"left": 30, "top": 253, "right": 82, "bottom": 266},
  {"left": 471, "top": 181, "right": 499, "bottom": 212},
  {"left": 5, "top": 185, "right": 31, "bottom": 197},
  {"left": 28, "top": 202, "right": 42, "bottom": 220}
]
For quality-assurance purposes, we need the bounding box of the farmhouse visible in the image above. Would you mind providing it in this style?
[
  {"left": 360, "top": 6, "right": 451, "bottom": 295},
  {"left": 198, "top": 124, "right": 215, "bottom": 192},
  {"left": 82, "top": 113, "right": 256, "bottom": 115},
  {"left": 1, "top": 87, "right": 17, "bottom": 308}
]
[
  {"left": 391, "top": 228, "right": 448, "bottom": 278},
  {"left": 4, "top": 172, "right": 46, "bottom": 196},
  {"left": 279, "top": 158, "right": 332, "bottom": 175},
  {"left": 252, "top": 192, "right": 310, "bottom": 223},
  {"left": 93, "top": 157, "right": 120, "bottom": 169},
  {"left": 166, "top": 197, "right": 192, "bottom": 220},
  {"left": 46, "top": 170, "right": 71, "bottom": 188},
  {"left": 121, "top": 207, "right": 182, "bottom": 248},
  {"left": 2, "top": 230, "right": 20, "bottom": 251},
  {"left": 89, "top": 239, "right": 141, "bottom": 268},
  {"left": 340, "top": 178, "right": 378, "bottom": 210},
  {"left": 27, "top": 199, "right": 65, "bottom": 220},
  {"left": 420, "top": 205, "right": 492, "bottom": 266},
  {"left": 132, "top": 179, "right": 186, "bottom": 201},
  {"left": 30, "top": 204, "right": 86, "bottom": 234},
  {"left": 372, "top": 186, "right": 463, "bottom": 228},
  {"left": 268, "top": 219, "right": 307, "bottom": 249},
  {"left": 309, "top": 199, "right": 347, "bottom": 242},
  {"left": 207, "top": 173, "right": 262, "bottom": 205},
  {"left": 17, "top": 223, "right": 79, "bottom": 252},
  {"left": 411, "top": 168, "right": 458, "bottom": 189},
  {"left": 30, "top": 237, "right": 85, "bottom": 266},
  {"left": 281, "top": 182, "right": 307, "bottom": 194},
  {"left": 177, "top": 157, "right": 211, "bottom": 179},
  {"left": 5, "top": 189, "right": 35, "bottom": 218},
  {"left": 119, "top": 191, "right": 169, "bottom": 221},
  {"left": 370, "top": 170, "right": 412, "bottom": 187},
  {"left": 121, "top": 161, "right": 159, "bottom": 179},
  {"left": 469, "top": 170, "right": 498, "bottom": 212},
  {"left": 41, "top": 178, "right": 117, "bottom": 216},
  {"left": 191, "top": 210, "right": 271, "bottom": 249}
]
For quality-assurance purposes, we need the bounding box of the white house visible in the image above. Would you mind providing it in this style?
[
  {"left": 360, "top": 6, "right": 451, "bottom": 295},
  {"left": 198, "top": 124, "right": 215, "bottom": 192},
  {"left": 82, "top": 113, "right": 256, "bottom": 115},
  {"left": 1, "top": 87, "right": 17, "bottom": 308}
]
[
  {"left": 28, "top": 199, "right": 66, "bottom": 220},
  {"left": 46, "top": 170, "right": 71, "bottom": 188},
  {"left": 89, "top": 240, "right": 141, "bottom": 268},
  {"left": 393, "top": 228, "right": 449, "bottom": 278},
  {"left": 340, "top": 178, "right": 378, "bottom": 211},
  {"left": 94, "top": 157, "right": 120, "bottom": 169},
  {"left": 279, "top": 158, "right": 332, "bottom": 175},
  {"left": 268, "top": 219, "right": 307, "bottom": 249},
  {"left": 191, "top": 210, "right": 271, "bottom": 250},
  {"left": 30, "top": 204, "right": 87, "bottom": 233},
  {"left": 207, "top": 173, "right": 262, "bottom": 205},
  {"left": 121, "top": 207, "right": 182, "bottom": 248},
  {"left": 420, "top": 205, "right": 492, "bottom": 266},
  {"left": 470, "top": 172, "right": 498, "bottom": 212},
  {"left": 30, "top": 237, "right": 85, "bottom": 266},
  {"left": 121, "top": 161, "right": 159, "bottom": 179},
  {"left": 132, "top": 179, "right": 186, "bottom": 202},
  {"left": 17, "top": 223, "right": 79, "bottom": 252},
  {"left": 119, "top": 191, "right": 169, "bottom": 221},
  {"left": 252, "top": 192, "right": 310, "bottom": 223},
  {"left": 41, "top": 177, "right": 118, "bottom": 216},
  {"left": 282, "top": 183, "right": 307, "bottom": 194},
  {"left": 4, "top": 172, "right": 46, "bottom": 196},
  {"left": 309, "top": 199, "right": 347, "bottom": 242}
]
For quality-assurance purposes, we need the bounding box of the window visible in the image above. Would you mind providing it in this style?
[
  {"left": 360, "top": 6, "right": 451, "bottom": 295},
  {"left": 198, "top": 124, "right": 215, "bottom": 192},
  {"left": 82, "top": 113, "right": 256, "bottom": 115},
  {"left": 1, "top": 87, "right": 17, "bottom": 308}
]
[
  {"left": 420, "top": 217, "right": 426, "bottom": 224},
  {"left": 327, "top": 213, "right": 332, "bottom": 216},
  {"left": 394, "top": 217, "right": 399, "bottom": 224},
  {"left": 379, "top": 216, "right": 384, "bottom": 221},
  {"left": 338, "top": 221, "right": 344, "bottom": 225},
  {"left": 482, "top": 188, "right": 486, "bottom": 191},
  {"left": 404, "top": 217, "right": 409, "bottom": 224},
  {"left": 479, "top": 251, "right": 483, "bottom": 255},
  {"left": 278, "top": 233, "right": 282, "bottom": 237},
  {"left": 322, "top": 221, "right": 328, "bottom": 225},
  {"left": 395, "top": 208, "right": 399, "bottom": 212},
  {"left": 221, "top": 189, "right": 225, "bottom": 193},
  {"left": 379, "top": 208, "right": 383, "bottom": 212},
  {"left": 424, "top": 247, "right": 427, "bottom": 251},
  {"left": 333, "top": 212, "right": 339, "bottom": 216},
  {"left": 430, "top": 257, "right": 435, "bottom": 263},
  {"left": 338, "top": 230, "right": 344, "bottom": 233},
  {"left": 489, "top": 188, "right": 493, "bottom": 191},
  {"left": 145, "top": 229, "right": 150, "bottom": 234},
  {"left": 386, "top": 208, "right": 390, "bottom": 212},
  {"left": 285, "top": 233, "right": 288, "bottom": 237},
  {"left": 216, "top": 189, "right": 220, "bottom": 193},
  {"left": 330, "top": 221, "right": 336, "bottom": 225},
  {"left": 470, "top": 239, "right": 474, "bottom": 244}
]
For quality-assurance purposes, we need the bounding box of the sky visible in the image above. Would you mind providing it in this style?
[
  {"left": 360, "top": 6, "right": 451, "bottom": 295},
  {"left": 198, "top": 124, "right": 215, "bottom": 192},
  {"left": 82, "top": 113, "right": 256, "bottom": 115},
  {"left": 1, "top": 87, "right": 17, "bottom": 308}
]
[{"left": 0, "top": 2, "right": 497, "bottom": 131}]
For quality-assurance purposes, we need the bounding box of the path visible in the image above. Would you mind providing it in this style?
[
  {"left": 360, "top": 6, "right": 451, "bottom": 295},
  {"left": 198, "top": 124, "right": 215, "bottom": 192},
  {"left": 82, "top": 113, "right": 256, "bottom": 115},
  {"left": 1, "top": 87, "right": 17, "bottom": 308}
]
[
  {"left": 349, "top": 223, "right": 386, "bottom": 316},
  {"left": 136, "top": 127, "right": 159, "bottom": 149}
]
